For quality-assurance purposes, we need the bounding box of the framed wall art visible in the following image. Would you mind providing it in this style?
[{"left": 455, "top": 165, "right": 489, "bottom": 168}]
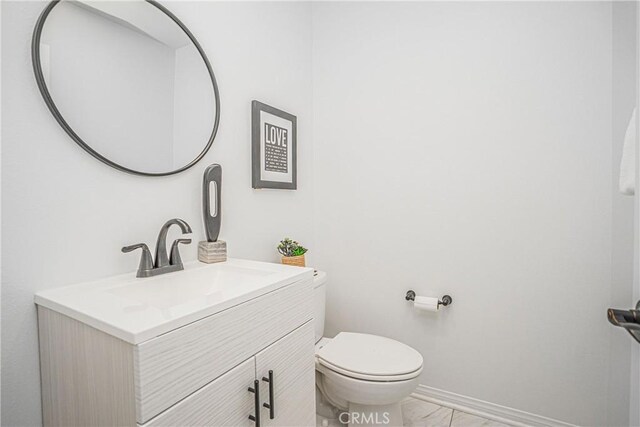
[{"left": 251, "top": 100, "right": 297, "bottom": 190}]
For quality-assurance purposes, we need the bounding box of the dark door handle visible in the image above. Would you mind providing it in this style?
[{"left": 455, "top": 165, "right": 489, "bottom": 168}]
[
  {"left": 608, "top": 300, "right": 640, "bottom": 344},
  {"left": 262, "top": 370, "right": 275, "bottom": 419},
  {"left": 248, "top": 379, "right": 260, "bottom": 426}
]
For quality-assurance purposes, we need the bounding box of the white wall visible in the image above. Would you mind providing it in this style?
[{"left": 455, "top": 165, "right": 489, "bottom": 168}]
[
  {"left": 312, "top": 2, "right": 632, "bottom": 426},
  {"left": 632, "top": 4, "right": 640, "bottom": 425},
  {"left": 1, "top": 2, "right": 313, "bottom": 425},
  {"left": 611, "top": 3, "right": 637, "bottom": 426}
]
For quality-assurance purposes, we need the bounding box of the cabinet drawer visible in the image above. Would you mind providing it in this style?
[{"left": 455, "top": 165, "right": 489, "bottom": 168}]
[
  {"left": 140, "top": 358, "right": 255, "bottom": 427},
  {"left": 134, "top": 277, "right": 313, "bottom": 423}
]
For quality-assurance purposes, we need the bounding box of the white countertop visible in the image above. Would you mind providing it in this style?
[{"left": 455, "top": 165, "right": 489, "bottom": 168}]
[{"left": 34, "top": 259, "right": 314, "bottom": 344}]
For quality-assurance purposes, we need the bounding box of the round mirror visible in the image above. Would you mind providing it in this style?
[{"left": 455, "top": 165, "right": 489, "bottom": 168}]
[{"left": 32, "top": 0, "right": 220, "bottom": 176}]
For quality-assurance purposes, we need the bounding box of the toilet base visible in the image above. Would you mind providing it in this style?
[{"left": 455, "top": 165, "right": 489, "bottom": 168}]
[
  {"left": 316, "top": 382, "right": 345, "bottom": 425},
  {"left": 345, "top": 402, "right": 403, "bottom": 427}
]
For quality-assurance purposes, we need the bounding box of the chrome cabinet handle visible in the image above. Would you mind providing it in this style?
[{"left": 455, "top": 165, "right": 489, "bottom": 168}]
[
  {"left": 248, "top": 380, "right": 260, "bottom": 426},
  {"left": 262, "top": 370, "right": 275, "bottom": 419}
]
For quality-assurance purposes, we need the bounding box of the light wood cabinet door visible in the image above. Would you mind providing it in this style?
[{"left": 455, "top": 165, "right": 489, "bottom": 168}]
[
  {"left": 141, "top": 358, "right": 256, "bottom": 427},
  {"left": 255, "top": 321, "right": 316, "bottom": 427}
]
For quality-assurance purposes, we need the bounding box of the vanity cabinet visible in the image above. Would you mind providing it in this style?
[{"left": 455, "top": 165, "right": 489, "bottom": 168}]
[
  {"left": 35, "top": 259, "right": 315, "bottom": 427},
  {"left": 144, "top": 322, "right": 315, "bottom": 427}
]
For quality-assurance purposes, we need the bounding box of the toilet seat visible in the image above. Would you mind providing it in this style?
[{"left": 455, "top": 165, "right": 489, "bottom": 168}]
[
  {"left": 317, "top": 358, "right": 423, "bottom": 382},
  {"left": 316, "top": 332, "right": 423, "bottom": 382}
]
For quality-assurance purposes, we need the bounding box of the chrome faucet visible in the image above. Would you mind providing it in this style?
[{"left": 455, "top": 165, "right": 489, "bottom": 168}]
[{"left": 122, "top": 218, "right": 192, "bottom": 278}]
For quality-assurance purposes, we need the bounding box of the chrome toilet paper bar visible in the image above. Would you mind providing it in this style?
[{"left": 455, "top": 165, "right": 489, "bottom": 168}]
[{"left": 405, "top": 290, "right": 452, "bottom": 307}]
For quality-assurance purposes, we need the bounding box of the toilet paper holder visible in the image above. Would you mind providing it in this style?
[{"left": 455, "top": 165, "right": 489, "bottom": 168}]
[{"left": 405, "top": 290, "right": 452, "bottom": 307}]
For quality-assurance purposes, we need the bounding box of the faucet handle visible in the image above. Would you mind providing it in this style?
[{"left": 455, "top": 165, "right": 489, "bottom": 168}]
[
  {"left": 170, "top": 238, "right": 192, "bottom": 267},
  {"left": 122, "top": 243, "right": 147, "bottom": 253},
  {"left": 122, "top": 243, "right": 154, "bottom": 277}
]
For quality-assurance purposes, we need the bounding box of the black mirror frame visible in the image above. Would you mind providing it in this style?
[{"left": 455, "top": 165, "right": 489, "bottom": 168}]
[{"left": 31, "top": 0, "right": 221, "bottom": 177}]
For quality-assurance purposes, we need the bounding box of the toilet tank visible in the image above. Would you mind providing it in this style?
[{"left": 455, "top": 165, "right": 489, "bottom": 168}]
[{"left": 313, "top": 271, "right": 327, "bottom": 343}]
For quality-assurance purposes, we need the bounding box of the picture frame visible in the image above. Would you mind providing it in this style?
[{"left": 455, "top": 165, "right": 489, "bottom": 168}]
[{"left": 251, "top": 100, "right": 297, "bottom": 190}]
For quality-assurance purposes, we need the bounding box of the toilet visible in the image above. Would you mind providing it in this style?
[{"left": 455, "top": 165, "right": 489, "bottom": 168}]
[{"left": 313, "top": 271, "right": 423, "bottom": 427}]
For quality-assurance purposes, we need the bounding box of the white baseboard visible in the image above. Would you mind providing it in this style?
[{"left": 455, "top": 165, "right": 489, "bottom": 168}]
[{"left": 411, "top": 385, "right": 577, "bottom": 427}]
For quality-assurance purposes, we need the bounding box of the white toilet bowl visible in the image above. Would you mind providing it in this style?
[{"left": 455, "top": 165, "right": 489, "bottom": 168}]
[
  {"left": 314, "top": 332, "right": 422, "bottom": 427},
  {"left": 317, "top": 362, "right": 421, "bottom": 407},
  {"left": 313, "top": 271, "right": 423, "bottom": 427}
]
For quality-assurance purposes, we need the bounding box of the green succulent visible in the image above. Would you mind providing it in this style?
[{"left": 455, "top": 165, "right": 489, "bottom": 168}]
[{"left": 277, "top": 237, "right": 308, "bottom": 257}]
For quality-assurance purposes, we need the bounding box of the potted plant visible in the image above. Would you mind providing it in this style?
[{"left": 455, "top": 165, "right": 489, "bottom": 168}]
[{"left": 277, "top": 238, "right": 308, "bottom": 267}]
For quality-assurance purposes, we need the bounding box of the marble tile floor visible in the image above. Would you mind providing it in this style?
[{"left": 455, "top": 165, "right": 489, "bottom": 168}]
[
  {"left": 317, "top": 397, "right": 512, "bottom": 427},
  {"left": 401, "top": 397, "right": 512, "bottom": 427}
]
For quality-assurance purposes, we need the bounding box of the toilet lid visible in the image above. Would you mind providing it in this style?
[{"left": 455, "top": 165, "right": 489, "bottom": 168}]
[{"left": 316, "top": 332, "right": 423, "bottom": 379}]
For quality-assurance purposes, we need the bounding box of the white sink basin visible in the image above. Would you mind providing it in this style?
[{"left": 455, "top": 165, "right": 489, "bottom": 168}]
[{"left": 35, "top": 259, "right": 313, "bottom": 344}]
